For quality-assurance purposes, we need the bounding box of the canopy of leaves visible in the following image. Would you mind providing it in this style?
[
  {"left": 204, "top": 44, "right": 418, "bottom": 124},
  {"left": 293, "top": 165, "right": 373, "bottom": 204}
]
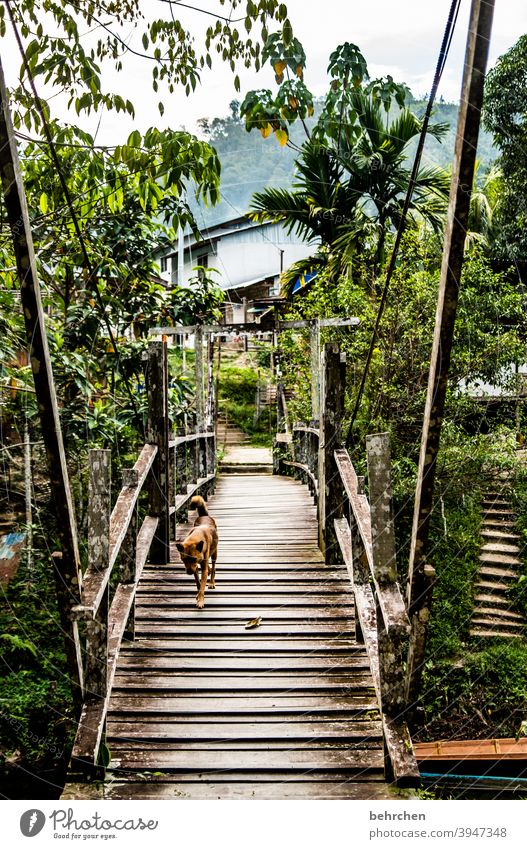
[
  {"left": 2, "top": 1, "right": 294, "bottom": 127},
  {"left": 483, "top": 34, "right": 527, "bottom": 271}
]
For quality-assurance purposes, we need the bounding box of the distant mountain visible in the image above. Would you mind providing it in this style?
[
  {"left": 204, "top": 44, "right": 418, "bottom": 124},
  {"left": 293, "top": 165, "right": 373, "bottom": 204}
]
[{"left": 190, "top": 99, "right": 497, "bottom": 230}]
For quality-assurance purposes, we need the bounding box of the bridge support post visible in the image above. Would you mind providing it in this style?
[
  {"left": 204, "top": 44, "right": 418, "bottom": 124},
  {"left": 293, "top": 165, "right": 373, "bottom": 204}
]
[
  {"left": 85, "top": 450, "right": 111, "bottom": 709},
  {"left": 310, "top": 319, "right": 320, "bottom": 425},
  {"left": 366, "top": 433, "right": 407, "bottom": 718},
  {"left": 145, "top": 341, "right": 170, "bottom": 564},
  {"left": 120, "top": 467, "right": 139, "bottom": 640},
  {"left": 319, "top": 343, "right": 346, "bottom": 563}
]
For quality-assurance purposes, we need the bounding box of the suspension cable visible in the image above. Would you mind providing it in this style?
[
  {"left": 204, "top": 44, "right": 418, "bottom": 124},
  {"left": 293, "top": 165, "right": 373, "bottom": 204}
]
[{"left": 345, "top": 0, "right": 463, "bottom": 447}]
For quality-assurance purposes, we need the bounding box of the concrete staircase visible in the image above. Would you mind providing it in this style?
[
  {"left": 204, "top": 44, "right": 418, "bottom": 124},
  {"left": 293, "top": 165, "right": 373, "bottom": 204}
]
[
  {"left": 470, "top": 491, "right": 526, "bottom": 639},
  {"left": 217, "top": 417, "right": 272, "bottom": 475}
]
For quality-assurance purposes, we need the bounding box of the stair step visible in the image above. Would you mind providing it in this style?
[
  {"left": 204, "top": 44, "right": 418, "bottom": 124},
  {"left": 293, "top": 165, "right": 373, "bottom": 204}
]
[
  {"left": 473, "top": 606, "right": 524, "bottom": 621},
  {"left": 471, "top": 616, "right": 524, "bottom": 630},
  {"left": 470, "top": 628, "right": 524, "bottom": 639},
  {"left": 474, "top": 593, "right": 514, "bottom": 606},
  {"left": 481, "top": 529, "right": 520, "bottom": 542},
  {"left": 479, "top": 552, "right": 522, "bottom": 567},
  {"left": 483, "top": 509, "right": 516, "bottom": 520},
  {"left": 479, "top": 566, "right": 518, "bottom": 581},
  {"left": 475, "top": 580, "right": 512, "bottom": 594},
  {"left": 481, "top": 520, "right": 517, "bottom": 530},
  {"left": 220, "top": 465, "right": 273, "bottom": 475},
  {"left": 480, "top": 542, "right": 521, "bottom": 556}
]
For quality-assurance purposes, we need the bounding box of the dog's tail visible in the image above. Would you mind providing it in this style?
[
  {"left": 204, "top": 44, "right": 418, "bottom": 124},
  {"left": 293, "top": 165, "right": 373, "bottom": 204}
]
[{"left": 190, "top": 495, "right": 209, "bottom": 516}]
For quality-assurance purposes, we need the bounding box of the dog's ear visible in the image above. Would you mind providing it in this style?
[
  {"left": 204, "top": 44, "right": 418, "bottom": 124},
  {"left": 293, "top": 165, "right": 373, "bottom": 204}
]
[
  {"left": 195, "top": 540, "right": 204, "bottom": 552},
  {"left": 176, "top": 542, "right": 184, "bottom": 553}
]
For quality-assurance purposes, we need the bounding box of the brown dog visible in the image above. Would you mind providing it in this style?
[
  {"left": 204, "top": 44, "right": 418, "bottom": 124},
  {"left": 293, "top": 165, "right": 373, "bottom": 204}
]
[{"left": 176, "top": 495, "right": 218, "bottom": 609}]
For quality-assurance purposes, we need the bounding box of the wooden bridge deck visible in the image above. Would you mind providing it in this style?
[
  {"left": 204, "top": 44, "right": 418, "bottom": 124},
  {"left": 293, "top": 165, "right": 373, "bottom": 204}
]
[{"left": 85, "top": 473, "right": 401, "bottom": 799}]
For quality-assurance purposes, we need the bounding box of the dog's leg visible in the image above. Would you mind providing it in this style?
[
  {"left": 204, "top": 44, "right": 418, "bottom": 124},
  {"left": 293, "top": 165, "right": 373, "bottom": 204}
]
[
  {"left": 209, "top": 550, "right": 217, "bottom": 589},
  {"left": 193, "top": 571, "right": 200, "bottom": 592},
  {"left": 196, "top": 559, "right": 209, "bottom": 609}
]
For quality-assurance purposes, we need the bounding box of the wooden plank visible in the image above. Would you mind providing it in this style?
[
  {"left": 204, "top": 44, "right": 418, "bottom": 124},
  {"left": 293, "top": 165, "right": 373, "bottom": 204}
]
[
  {"left": 63, "top": 780, "right": 397, "bottom": 800},
  {"left": 415, "top": 737, "right": 527, "bottom": 761},
  {"left": 133, "top": 624, "right": 356, "bottom": 636},
  {"left": 115, "top": 655, "right": 370, "bottom": 671},
  {"left": 134, "top": 608, "right": 355, "bottom": 621},
  {"left": 106, "top": 720, "right": 383, "bottom": 741},
  {"left": 112, "top": 674, "right": 374, "bottom": 691},
  {"left": 108, "top": 748, "right": 384, "bottom": 771},
  {"left": 108, "top": 695, "right": 379, "bottom": 713},
  {"left": 383, "top": 716, "right": 420, "bottom": 786},
  {"left": 123, "top": 639, "right": 360, "bottom": 652}
]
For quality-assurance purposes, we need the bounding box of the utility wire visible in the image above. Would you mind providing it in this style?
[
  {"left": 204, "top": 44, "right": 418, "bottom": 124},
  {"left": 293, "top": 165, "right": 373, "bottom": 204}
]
[
  {"left": 345, "top": 0, "right": 462, "bottom": 447},
  {"left": 6, "top": 0, "right": 140, "bottom": 416}
]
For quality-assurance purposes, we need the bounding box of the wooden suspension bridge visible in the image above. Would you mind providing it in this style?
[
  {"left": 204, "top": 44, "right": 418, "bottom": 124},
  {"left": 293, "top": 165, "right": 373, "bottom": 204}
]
[{"left": 60, "top": 338, "right": 419, "bottom": 800}]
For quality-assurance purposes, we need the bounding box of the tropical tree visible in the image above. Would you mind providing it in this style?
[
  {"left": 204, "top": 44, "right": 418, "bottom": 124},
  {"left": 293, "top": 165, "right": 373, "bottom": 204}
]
[
  {"left": 245, "top": 56, "right": 450, "bottom": 295},
  {"left": 483, "top": 34, "right": 527, "bottom": 278}
]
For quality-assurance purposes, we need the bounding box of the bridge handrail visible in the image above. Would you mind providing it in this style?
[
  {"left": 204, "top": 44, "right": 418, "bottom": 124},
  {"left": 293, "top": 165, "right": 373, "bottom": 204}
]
[
  {"left": 70, "top": 340, "right": 217, "bottom": 776},
  {"left": 272, "top": 343, "right": 418, "bottom": 786}
]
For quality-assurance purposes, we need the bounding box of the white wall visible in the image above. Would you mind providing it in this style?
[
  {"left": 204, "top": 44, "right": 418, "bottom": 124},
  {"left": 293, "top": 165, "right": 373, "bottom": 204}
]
[{"left": 156, "top": 221, "right": 316, "bottom": 291}]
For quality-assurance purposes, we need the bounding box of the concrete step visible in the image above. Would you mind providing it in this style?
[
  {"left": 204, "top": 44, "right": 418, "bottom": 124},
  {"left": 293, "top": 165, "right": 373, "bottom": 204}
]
[
  {"left": 471, "top": 616, "right": 525, "bottom": 631},
  {"left": 474, "top": 593, "right": 513, "bottom": 606},
  {"left": 481, "top": 528, "right": 520, "bottom": 542},
  {"left": 483, "top": 509, "right": 516, "bottom": 520},
  {"left": 219, "top": 464, "right": 273, "bottom": 475},
  {"left": 481, "top": 520, "right": 517, "bottom": 530},
  {"left": 470, "top": 628, "right": 524, "bottom": 639},
  {"left": 480, "top": 542, "right": 521, "bottom": 556},
  {"left": 479, "top": 552, "right": 522, "bottom": 567},
  {"left": 473, "top": 606, "right": 524, "bottom": 622},
  {"left": 475, "top": 580, "right": 511, "bottom": 594},
  {"left": 479, "top": 565, "right": 518, "bottom": 581}
]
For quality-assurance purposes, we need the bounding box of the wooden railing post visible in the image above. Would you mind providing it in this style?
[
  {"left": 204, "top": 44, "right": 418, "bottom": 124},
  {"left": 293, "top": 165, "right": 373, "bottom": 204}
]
[
  {"left": 85, "top": 450, "right": 111, "bottom": 705},
  {"left": 310, "top": 319, "right": 320, "bottom": 425},
  {"left": 145, "top": 340, "right": 170, "bottom": 565},
  {"left": 120, "top": 467, "right": 138, "bottom": 640},
  {"left": 318, "top": 343, "right": 346, "bottom": 563},
  {"left": 194, "top": 326, "right": 205, "bottom": 430},
  {"left": 367, "top": 432, "right": 407, "bottom": 717}
]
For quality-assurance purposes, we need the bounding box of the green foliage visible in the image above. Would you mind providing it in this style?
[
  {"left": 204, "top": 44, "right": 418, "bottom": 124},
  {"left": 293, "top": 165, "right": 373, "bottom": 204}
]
[
  {"left": 243, "top": 42, "right": 449, "bottom": 289},
  {"left": 218, "top": 353, "right": 275, "bottom": 446},
  {"left": 5, "top": 1, "right": 294, "bottom": 126},
  {"left": 0, "top": 537, "right": 75, "bottom": 772},
  {"left": 483, "top": 34, "right": 527, "bottom": 270}
]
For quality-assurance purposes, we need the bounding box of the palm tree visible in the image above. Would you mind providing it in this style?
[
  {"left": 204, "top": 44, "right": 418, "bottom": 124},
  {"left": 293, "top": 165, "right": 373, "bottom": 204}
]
[
  {"left": 466, "top": 163, "right": 501, "bottom": 251},
  {"left": 249, "top": 89, "right": 450, "bottom": 296}
]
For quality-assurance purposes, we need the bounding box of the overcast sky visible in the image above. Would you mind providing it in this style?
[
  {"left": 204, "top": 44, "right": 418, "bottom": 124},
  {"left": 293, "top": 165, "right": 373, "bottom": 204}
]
[{"left": 4, "top": 0, "right": 527, "bottom": 142}]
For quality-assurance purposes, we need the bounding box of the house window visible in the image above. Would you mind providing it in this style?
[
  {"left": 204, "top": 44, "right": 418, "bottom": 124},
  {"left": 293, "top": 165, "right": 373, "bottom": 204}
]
[
  {"left": 160, "top": 255, "right": 168, "bottom": 273},
  {"left": 196, "top": 253, "right": 208, "bottom": 280}
]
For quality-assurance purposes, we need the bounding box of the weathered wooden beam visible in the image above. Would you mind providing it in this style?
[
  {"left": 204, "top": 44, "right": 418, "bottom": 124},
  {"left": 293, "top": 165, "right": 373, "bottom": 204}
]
[
  {"left": 150, "top": 317, "right": 359, "bottom": 335},
  {"left": 145, "top": 341, "right": 170, "bottom": 565},
  {"left": 366, "top": 433, "right": 397, "bottom": 584},
  {"left": 310, "top": 319, "right": 320, "bottom": 423},
  {"left": 334, "top": 516, "right": 419, "bottom": 786},
  {"left": 119, "top": 467, "right": 137, "bottom": 639},
  {"left": 318, "top": 344, "right": 346, "bottom": 563},
  {"left": 72, "top": 443, "right": 157, "bottom": 619},
  {"left": 406, "top": 0, "right": 495, "bottom": 706},
  {"left": 84, "top": 450, "right": 110, "bottom": 702},
  {"left": 194, "top": 328, "right": 206, "bottom": 462},
  {"left": 0, "top": 56, "right": 83, "bottom": 705}
]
